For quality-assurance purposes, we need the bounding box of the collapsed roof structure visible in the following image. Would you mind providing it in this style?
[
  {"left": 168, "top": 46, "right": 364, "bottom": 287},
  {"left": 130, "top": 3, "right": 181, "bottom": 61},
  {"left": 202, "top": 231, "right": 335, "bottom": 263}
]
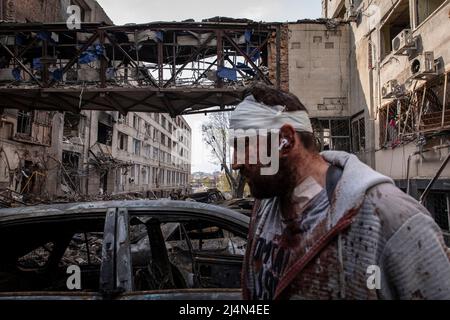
[{"left": 0, "top": 18, "right": 281, "bottom": 116}]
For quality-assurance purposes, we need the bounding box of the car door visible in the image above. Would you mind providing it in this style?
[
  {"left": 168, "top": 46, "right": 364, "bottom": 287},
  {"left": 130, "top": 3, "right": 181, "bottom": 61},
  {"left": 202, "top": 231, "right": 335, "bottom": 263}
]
[
  {"left": 0, "top": 210, "right": 110, "bottom": 301},
  {"left": 182, "top": 221, "right": 246, "bottom": 289},
  {"left": 115, "top": 205, "right": 246, "bottom": 300}
]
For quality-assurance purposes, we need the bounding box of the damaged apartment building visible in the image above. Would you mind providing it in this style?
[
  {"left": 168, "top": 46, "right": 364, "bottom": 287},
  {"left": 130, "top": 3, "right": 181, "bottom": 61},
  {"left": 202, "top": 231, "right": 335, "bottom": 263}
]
[
  {"left": 0, "top": 0, "right": 192, "bottom": 204},
  {"left": 315, "top": 0, "right": 449, "bottom": 242},
  {"left": 263, "top": 0, "right": 450, "bottom": 244}
]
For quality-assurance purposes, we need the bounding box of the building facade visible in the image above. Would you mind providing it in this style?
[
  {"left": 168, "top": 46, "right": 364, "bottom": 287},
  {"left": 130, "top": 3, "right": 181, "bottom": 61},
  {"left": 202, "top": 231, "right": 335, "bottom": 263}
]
[
  {"left": 0, "top": 0, "right": 192, "bottom": 203},
  {"left": 267, "top": 0, "right": 450, "bottom": 243},
  {"left": 322, "top": 0, "right": 450, "bottom": 241},
  {"left": 71, "top": 110, "right": 192, "bottom": 199}
]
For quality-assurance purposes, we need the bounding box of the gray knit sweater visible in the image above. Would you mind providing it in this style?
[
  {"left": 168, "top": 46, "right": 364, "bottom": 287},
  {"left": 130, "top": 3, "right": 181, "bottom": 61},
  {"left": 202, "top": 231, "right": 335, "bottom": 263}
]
[{"left": 242, "top": 151, "right": 450, "bottom": 300}]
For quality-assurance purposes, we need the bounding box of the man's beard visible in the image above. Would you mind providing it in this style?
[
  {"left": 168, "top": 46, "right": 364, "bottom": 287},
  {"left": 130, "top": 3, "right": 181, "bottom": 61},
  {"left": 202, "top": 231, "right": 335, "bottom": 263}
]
[{"left": 245, "top": 160, "right": 297, "bottom": 199}]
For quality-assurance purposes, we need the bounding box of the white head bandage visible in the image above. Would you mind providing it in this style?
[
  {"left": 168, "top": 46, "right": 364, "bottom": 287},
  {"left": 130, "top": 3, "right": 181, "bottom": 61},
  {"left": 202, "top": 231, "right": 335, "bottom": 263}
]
[{"left": 229, "top": 95, "right": 313, "bottom": 136}]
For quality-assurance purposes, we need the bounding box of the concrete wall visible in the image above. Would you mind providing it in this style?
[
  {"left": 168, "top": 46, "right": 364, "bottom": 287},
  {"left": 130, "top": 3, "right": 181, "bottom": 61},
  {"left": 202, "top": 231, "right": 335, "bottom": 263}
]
[{"left": 287, "top": 22, "right": 350, "bottom": 118}]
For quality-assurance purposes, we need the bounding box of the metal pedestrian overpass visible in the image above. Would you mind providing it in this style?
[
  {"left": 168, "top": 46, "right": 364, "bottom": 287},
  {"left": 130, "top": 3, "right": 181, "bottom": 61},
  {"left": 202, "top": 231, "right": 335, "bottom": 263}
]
[{"left": 0, "top": 19, "right": 281, "bottom": 116}]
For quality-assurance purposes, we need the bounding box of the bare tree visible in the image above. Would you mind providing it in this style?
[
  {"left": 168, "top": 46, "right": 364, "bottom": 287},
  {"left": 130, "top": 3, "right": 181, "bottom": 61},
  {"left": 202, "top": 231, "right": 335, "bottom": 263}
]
[{"left": 202, "top": 112, "right": 246, "bottom": 198}]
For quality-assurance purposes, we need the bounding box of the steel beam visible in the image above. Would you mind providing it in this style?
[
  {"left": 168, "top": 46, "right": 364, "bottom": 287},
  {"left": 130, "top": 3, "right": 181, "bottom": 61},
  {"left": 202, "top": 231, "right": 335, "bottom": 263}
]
[{"left": 223, "top": 32, "right": 272, "bottom": 85}]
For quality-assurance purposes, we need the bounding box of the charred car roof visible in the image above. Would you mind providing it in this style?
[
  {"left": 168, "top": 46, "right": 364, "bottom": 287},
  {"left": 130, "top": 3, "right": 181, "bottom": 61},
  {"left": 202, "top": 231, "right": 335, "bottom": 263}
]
[{"left": 0, "top": 200, "right": 250, "bottom": 226}]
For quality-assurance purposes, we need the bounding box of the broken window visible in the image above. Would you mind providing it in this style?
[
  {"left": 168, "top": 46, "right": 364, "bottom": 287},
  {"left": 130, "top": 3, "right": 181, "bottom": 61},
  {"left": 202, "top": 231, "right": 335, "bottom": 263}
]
[
  {"left": 100, "top": 171, "right": 108, "bottom": 193},
  {"left": 135, "top": 164, "right": 140, "bottom": 185},
  {"left": 130, "top": 217, "right": 245, "bottom": 291},
  {"left": 379, "top": 94, "right": 419, "bottom": 147},
  {"left": 158, "top": 169, "right": 164, "bottom": 185},
  {"left": 312, "top": 118, "right": 351, "bottom": 152},
  {"left": 130, "top": 164, "right": 136, "bottom": 184},
  {"left": 118, "top": 132, "right": 128, "bottom": 151},
  {"left": 152, "top": 167, "right": 157, "bottom": 185},
  {"left": 64, "top": 112, "right": 85, "bottom": 141},
  {"left": 16, "top": 110, "right": 32, "bottom": 135},
  {"left": 351, "top": 116, "right": 366, "bottom": 153},
  {"left": 0, "top": 217, "right": 105, "bottom": 292},
  {"left": 144, "top": 122, "right": 152, "bottom": 137},
  {"left": 415, "top": 0, "right": 445, "bottom": 26},
  {"left": 118, "top": 113, "right": 127, "bottom": 125},
  {"left": 380, "top": 0, "right": 411, "bottom": 60},
  {"left": 97, "top": 112, "right": 113, "bottom": 146},
  {"left": 128, "top": 164, "right": 140, "bottom": 185},
  {"left": 133, "top": 114, "right": 140, "bottom": 131},
  {"left": 143, "top": 144, "right": 151, "bottom": 158},
  {"left": 62, "top": 151, "right": 80, "bottom": 193},
  {"left": 97, "top": 123, "right": 113, "bottom": 146},
  {"left": 133, "top": 138, "right": 141, "bottom": 155},
  {"left": 424, "top": 191, "right": 450, "bottom": 246},
  {"left": 143, "top": 166, "right": 149, "bottom": 185}
]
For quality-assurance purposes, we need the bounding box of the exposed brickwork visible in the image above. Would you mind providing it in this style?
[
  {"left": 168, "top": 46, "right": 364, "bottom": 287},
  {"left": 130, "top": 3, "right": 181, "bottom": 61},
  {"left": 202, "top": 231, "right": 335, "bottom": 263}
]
[
  {"left": 2, "top": 0, "right": 112, "bottom": 24},
  {"left": 268, "top": 24, "right": 289, "bottom": 92},
  {"left": 7, "top": 0, "right": 63, "bottom": 23}
]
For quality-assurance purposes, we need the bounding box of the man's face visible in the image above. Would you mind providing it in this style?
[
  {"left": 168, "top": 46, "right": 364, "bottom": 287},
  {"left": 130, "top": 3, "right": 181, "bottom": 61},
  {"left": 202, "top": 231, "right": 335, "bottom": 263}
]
[{"left": 232, "top": 135, "right": 296, "bottom": 199}]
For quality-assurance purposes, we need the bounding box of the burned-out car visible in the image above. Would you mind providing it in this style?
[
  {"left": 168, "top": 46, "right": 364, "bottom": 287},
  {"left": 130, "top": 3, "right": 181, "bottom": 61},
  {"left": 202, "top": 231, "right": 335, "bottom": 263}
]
[{"left": 0, "top": 200, "right": 249, "bottom": 300}]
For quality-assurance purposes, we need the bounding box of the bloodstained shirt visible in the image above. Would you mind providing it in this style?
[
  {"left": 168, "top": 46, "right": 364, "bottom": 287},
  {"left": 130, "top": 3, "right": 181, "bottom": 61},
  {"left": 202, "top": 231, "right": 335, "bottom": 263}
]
[{"left": 249, "top": 177, "right": 330, "bottom": 300}]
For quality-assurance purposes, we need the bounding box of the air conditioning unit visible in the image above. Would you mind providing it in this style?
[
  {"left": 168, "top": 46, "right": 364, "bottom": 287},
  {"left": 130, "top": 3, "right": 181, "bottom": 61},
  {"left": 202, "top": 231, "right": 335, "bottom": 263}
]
[
  {"left": 392, "top": 29, "right": 415, "bottom": 55},
  {"left": 411, "top": 52, "right": 436, "bottom": 79},
  {"left": 382, "top": 80, "right": 400, "bottom": 99}
]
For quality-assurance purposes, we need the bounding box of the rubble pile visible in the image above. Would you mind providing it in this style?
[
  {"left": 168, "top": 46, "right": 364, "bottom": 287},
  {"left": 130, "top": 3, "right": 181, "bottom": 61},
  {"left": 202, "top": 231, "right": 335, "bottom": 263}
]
[{"left": 59, "top": 233, "right": 103, "bottom": 267}]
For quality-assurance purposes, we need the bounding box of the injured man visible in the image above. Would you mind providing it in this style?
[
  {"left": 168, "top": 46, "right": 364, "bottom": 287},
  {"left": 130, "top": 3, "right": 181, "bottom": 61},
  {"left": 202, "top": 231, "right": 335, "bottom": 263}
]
[{"left": 231, "top": 84, "right": 450, "bottom": 300}]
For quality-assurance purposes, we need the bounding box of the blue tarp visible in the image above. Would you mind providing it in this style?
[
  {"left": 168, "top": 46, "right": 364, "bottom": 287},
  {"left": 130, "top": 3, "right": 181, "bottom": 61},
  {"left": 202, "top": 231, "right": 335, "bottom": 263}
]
[
  {"left": 245, "top": 30, "right": 252, "bottom": 43},
  {"left": 156, "top": 31, "right": 164, "bottom": 42},
  {"left": 15, "top": 34, "right": 26, "bottom": 46},
  {"left": 79, "top": 44, "right": 105, "bottom": 64},
  {"left": 37, "top": 31, "right": 58, "bottom": 45},
  {"left": 217, "top": 67, "right": 237, "bottom": 81},
  {"left": 37, "top": 31, "right": 51, "bottom": 41},
  {"left": 52, "top": 69, "right": 63, "bottom": 81},
  {"left": 32, "top": 58, "right": 42, "bottom": 70},
  {"left": 12, "top": 68, "right": 21, "bottom": 81},
  {"left": 106, "top": 67, "right": 116, "bottom": 79},
  {"left": 79, "top": 51, "right": 97, "bottom": 64}
]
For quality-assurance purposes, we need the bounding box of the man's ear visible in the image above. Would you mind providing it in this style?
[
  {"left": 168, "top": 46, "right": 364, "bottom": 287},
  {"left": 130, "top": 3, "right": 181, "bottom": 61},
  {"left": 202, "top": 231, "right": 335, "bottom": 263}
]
[{"left": 279, "top": 124, "right": 296, "bottom": 158}]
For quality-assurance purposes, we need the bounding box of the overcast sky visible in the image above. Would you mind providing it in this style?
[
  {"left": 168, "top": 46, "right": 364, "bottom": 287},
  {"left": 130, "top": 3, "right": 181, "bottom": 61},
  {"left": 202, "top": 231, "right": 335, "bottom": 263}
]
[{"left": 97, "top": 0, "right": 322, "bottom": 173}]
